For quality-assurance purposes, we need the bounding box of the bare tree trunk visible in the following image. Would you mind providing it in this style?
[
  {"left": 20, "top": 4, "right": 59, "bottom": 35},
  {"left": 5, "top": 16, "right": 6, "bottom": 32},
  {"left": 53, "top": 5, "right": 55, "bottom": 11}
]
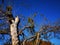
[
  {"left": 36, "top": 32, "right": 40, "bottom": 45},
  {"left": 10, "top": 16, "right": 19, "bottom": 45},
  {"left": 22, "top": 39, "right": 26, "bottom": 45}
]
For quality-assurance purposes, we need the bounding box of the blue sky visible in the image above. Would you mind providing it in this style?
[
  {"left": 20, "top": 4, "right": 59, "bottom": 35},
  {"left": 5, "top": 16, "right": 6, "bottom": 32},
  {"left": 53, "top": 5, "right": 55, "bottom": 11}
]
[{"left": 0, "top": 0, "right": 60, "bottom": 45}]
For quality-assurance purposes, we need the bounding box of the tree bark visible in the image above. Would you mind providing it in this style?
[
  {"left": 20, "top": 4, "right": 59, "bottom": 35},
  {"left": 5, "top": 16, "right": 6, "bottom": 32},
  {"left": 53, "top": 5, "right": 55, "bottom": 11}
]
[
  {"left": 10, "top": 16, "right": 19, "bottom": 45},
  {"left": 36, "top": 32, "right": 40, "bottom": 45}
]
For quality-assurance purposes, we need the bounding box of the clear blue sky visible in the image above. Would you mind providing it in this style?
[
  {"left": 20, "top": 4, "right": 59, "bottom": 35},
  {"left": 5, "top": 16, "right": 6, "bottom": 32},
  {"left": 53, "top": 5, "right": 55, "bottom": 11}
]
[{"left": 0, "top": 0, "right": 60, "bottom": 45}]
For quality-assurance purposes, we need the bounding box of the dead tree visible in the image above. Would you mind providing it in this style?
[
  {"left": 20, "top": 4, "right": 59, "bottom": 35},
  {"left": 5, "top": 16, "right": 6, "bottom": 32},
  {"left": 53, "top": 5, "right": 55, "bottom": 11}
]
[{"left": 10, "top": 16, "right": 19, "bottom": 45}]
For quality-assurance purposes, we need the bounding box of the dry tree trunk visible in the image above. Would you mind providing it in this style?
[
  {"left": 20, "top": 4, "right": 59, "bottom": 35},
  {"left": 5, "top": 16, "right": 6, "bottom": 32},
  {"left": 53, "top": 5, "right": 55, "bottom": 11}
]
[
  {"left": 10, "top": 16, "right": 19, "bottom": 45},
  {"left": 36, "top": 32, "right": 40, "bottom": 45},
  {"left": 22, "top": 39, "right": 26, "bottom": 45}
]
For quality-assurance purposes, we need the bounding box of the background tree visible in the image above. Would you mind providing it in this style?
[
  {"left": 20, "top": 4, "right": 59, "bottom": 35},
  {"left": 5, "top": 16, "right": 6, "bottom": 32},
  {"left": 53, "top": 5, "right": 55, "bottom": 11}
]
[{"left": 0, "top": 0, "right": 60, "bottom": 45}]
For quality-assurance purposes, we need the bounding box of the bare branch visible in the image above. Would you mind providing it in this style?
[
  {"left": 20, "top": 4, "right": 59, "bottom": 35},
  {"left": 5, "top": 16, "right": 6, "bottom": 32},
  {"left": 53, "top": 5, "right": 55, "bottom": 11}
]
[{"left": 0, "top": 30, "right": 10, "bottom": 34}]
